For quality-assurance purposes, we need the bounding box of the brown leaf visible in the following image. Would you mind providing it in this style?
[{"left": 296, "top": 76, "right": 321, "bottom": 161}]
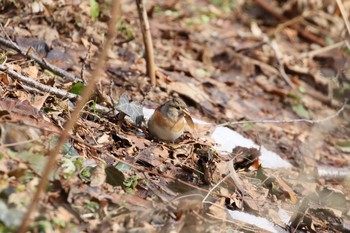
[
  {"left": 32, "top": 93, "right": 49, "bottom": 111},
  {"left": 183, "top": 111, "right": 194, "bottom": 129},
  {"left": 90, "top": 163, "right": 107, "bottom": 187},
  {"left": 22, "top": 66, "right": 39, "bottom": 80},
  {"left": 168, "top": 81, "right": 215, "bottom": 115}
]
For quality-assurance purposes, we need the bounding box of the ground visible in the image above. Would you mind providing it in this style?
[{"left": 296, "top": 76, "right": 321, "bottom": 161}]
[{"left": 0, "top": 0, "right": 350, "bottom": 232}]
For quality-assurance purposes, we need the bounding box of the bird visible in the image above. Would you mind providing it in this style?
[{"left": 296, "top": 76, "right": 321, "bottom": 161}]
[{"left": 147, "top": 97, "right": 193, "bottom": 142}]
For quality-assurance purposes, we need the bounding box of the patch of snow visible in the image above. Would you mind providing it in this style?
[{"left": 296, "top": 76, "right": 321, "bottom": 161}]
[
  {"left": 210, "top": 126, "right": 292, "bottom": 169},
  {"left": 228, "top": 210, "right": 288, "bottom": 233},
  {"left": 278, "top": 208, "right": 291, "bottom": 224}
]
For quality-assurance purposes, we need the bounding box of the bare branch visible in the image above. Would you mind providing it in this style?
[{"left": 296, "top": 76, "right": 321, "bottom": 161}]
[
  {"left": 136, "top": 0, "right": 156, "bottom": 86},
  {"left": 16, "top": 1, "right": 121, "bottom": 231},
  {"left": 336, "top": 0, "right": 350, "bottom": 37},
  {"left": 269, "top": 40, "right": 296, "bottom": 89},
  {"left": 0, "top": 36, "right": 82, "bottom": 83},
  {"left": 0, "top": 64, "right": 77, "bottom": 100},
  {"left": 0, "top": 64, "right": 111, "bottom": 114}
]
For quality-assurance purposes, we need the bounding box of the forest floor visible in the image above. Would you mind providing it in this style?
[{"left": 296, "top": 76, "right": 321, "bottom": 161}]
[{"left": 0, "top": 0, "right": 350, "bottom": 232}]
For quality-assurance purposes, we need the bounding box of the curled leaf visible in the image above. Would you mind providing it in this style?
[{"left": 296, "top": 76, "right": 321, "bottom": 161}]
[{"left": 183, "top": 109, "right": 194, "bottom": 129}]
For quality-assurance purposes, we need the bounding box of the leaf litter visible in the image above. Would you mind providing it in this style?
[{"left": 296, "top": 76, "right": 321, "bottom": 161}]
[{"left": 0, "top": 0, "right": 349, "bottom": 232}]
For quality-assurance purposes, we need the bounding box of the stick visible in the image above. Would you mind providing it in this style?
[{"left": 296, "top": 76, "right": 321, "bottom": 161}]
[
  {"left": 136, "top": 0, "right": 156, "bottom": 86},
  {"left": 296, "top": 40, "right": 347, "bottom": 60},
  {"left": 16, "top": 1, "right": 121, "bottom": 232},
  {"left": 0, "top": 36, "right": 82, "bottom": 83},
  {"left": 0, "top": 64, "right": 78, "bottom": 100},
  {"left": 269, "top": 40, "right": 296, "bottom": 89},
  {"left": 219, "top": 99, "right": 347, "bottom": 127},
  {"left": 336, "top": 0, "right": 350, "bottom": 37},
  {"left": 0, "top": 64, "right": 111, "bottom": 114}
]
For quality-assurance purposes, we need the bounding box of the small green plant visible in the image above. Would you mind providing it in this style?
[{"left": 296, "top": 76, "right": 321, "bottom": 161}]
[
  {"left": 117, "top": 20, "right": 135, "bottom": 41},
  {"left": 211, "top": 0, "right": 236, "bottom": 12},
  {"left": 89, "top": 0, "right": 100, "bottom": 20},
  {"left": 79, "top": 166, "right": 93, "bottom": 182},
  {"left": 242, "top": 122, "right": 254, "bottom": 130},
  {"left": 85, "top": 200, "right": 100, "bottom": 213},
  {"left": 52, "top": 218, "right": 66, "bottom": 228},
  {"left": 123, "top": 175, "right": 138, "bottom": 194},
  {"left": 69, "top": 82, "right": 85, "bottom": 95},
  {"left": 22, "top": 171, "right": 34, "bottom": 184}
]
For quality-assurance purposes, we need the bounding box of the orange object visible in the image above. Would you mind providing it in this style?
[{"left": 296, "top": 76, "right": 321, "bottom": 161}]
[{"left": 148, "top": 98, "right": 192, "bottom": 141}]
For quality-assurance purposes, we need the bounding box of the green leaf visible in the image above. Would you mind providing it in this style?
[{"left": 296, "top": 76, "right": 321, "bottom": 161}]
[
  {"left": 89, "top": 0, "right": 99, "bottom": 21},
  {"left": 70, "top": 82, "right": 85, "bottom": 95},
  {"left": 60, "top": 157, "right": 77, "bottom": 178},
  {"left": 288, "top": 92, "right": 302, "bottom": 102},
  {"left": 123, "top": 175, "right": 138, "bottom": 188},
  {"left": 243, "top": 122, "right": 254, "bottom": 130},
  {"left": 85, "top": 200, "right": 100, "bottom": 212},
  {"left": 79, "top": 166, "right": 93, "bottom": 182},
  {"left": 291, "top": 104, "right": 310, "bottom": 119}
]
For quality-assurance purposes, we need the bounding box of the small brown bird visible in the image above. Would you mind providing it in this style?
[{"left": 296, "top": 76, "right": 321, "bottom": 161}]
[{"left": 148, "top": 98, "right": 193, "bottom": 142}]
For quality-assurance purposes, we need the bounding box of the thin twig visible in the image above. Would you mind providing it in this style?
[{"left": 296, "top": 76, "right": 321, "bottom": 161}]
[
  {"left": 273, "top": 10, "right": 315, "bottom": 37},
  {"left": 336, "top": 0, "right": 350, "bottom": 37},
  {"left": 136, "top": 0, "right": 156, "bottom": 86},
  {"left": 295, "top": 40, "right": 347, "bottom": 60},
  {"left": 80, "top": 39, "right": 92, "bottom": 84},
  {"left": 269, "top": 40, "right": 296, "bottom": 89},
  {"left": 202, "top": 173, "right": 230, "bottom": 204},
  {"left": 16, "top": 1, "right": 121, "bottom": 232},
  {"left": 219, "top": 99, "right": 347, "bottom": 127},
  {"left": 109, "top": 81, "right": 117, "bottom": 116},
  {"left": 0, "top": 35, "right": 82, "bottom": 83}
]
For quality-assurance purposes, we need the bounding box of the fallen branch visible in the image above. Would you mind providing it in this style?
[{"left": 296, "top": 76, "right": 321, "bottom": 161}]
[
  {"left": 219, "top": 99, "right": 347, "bottom": 127},
  {"left": 16, "top": 1, "right": 121, "bottom": 231},
  {"left": 0, "top": 64, "right": 111, "bottom": 114},
  {"left": 136, "top": 0, "right": 156, "bottom": 86},
  {"left": 295, "top": 40, "right": 347, "bottom": 60},
  {"left": 0, "top": 64, "right": 77, "bottom": 100},
  {"left": 0, "top": 36, "right": 82, "bottom": 83}
]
